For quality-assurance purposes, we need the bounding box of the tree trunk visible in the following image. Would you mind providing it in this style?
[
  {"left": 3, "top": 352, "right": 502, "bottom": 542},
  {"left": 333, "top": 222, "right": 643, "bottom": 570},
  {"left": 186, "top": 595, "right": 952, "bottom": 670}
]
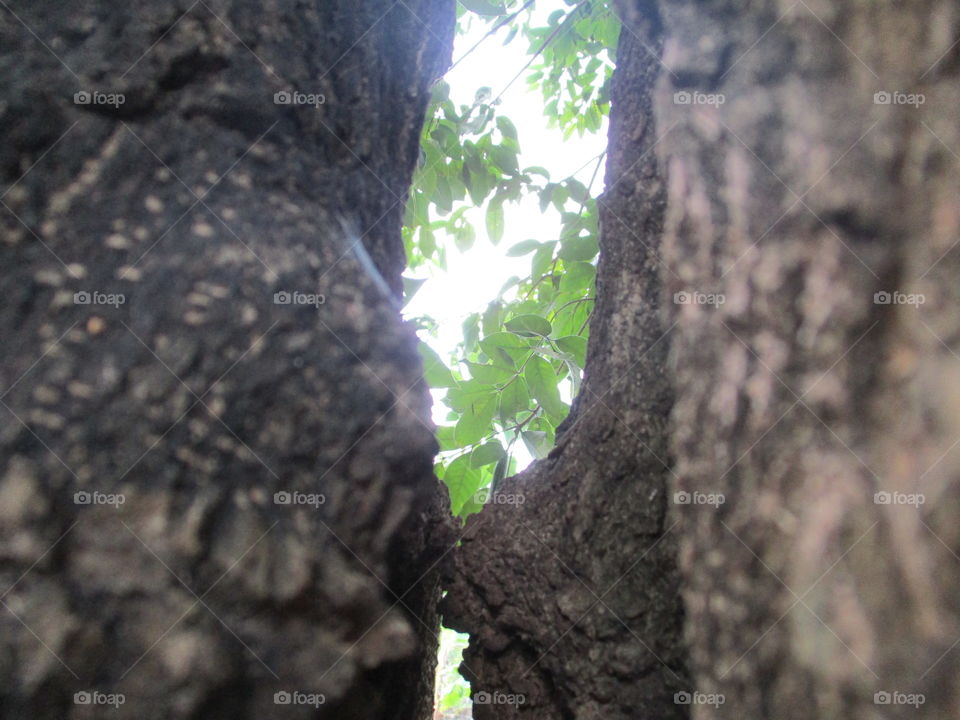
[
  {"left": 441, "top": 2, "right": 688, "bottom": 718},
  {"left": 0, "top": 2, "right": 454, "bottom": 719},
  {"left": 654, "top": 0, "right": 960, "bottom": 717}
]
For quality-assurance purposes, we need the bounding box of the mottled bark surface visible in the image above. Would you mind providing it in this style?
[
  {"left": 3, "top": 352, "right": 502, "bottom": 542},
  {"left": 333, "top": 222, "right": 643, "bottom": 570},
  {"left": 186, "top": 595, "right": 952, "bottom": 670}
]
[
  {"left": 655, "top": 0, "right": 960, "bottom": 717},
  {"left": 0, "top": 2, "right": 454, "bottom": 719},
  {"left": 441, "top": 3, "right": 688, "bottom": 718}
]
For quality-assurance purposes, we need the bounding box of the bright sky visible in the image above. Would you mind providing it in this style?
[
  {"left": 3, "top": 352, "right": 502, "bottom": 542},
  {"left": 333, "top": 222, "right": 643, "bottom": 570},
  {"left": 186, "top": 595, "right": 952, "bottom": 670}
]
[{"left": 404, "top": 2, "right": 608, "bottom": 438}]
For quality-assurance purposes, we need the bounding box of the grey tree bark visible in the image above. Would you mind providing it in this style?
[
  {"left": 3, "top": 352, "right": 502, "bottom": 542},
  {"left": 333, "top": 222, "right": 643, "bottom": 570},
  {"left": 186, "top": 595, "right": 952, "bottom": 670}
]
[
  {"left": 0, "top": 2, "right": 454, "bottom": 718},
  {"left": 654, "top": 0, "right": 960, "bottom": 717},
  {"left": 442, "top": 2, "right": 689, "bottom": 718}
]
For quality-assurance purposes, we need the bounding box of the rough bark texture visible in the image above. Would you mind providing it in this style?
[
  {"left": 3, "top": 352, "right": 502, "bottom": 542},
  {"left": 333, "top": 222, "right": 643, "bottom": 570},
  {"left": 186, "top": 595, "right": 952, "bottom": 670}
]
[
  {"left": 655, "top": 0, "right": 960, "bottom": 717},
  {"left": 441, "top": 3, "right": 688, "bottom": 718},
  {"left": 0, "top": 2, "right": 454, "bottom": 719}
]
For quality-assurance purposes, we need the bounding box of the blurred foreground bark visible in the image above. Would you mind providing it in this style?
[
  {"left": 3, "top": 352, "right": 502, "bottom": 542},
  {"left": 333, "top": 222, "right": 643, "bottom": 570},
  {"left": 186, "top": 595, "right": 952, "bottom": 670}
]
[
  {"left": 0, "top": 2, "right": 454, "bottom": 718},
  {"left": 656, "top": 0, "right": 960, "bottom": 717}
]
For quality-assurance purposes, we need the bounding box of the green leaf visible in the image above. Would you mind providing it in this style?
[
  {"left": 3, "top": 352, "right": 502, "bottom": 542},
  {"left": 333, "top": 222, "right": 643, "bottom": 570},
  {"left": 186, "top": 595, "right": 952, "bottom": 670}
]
[
  {"left": 531, "top": 244, "right": 556, "bottom": 280},
  {"left": 470, "top": 441, "right": 506, "bottom": 468},
  {"left": 565, "top": 178, "right": 590, "bottom": 204},
  {"left": 486, "top": 201, "right": 505, "bottom": 244},
  {"left": 506, "top": 239, "right": 541, "bottom": 257},
  {"left": 445, "top": 379, "right": 495, "bottom": 411},
  {"left": 418, "top": 341, "right": 457, "bottom": 388},
  {"left": 442, "top": 455, "right": 485, "bottom": 516},
  {"left": 455, "top": 394, "right": 498, "bottom": 446},
  {"left": 479, "top": 332, "right": 530, "bottom": 368},
  {"left": 465, "top": 361, "right": 514, "bottom": 384},
  {"left": 481, "top": 301, "right": 501, "bottom": 335},
  {"left": 521, "top": 430, "right": 552, "bottom": 459},
  {"left": 437, "top": 425, "right": 462, "bottom": 451},
  {"left": 496, "top": 116, "right": 518, "bottom": 141},
  {"left": 524, "top": 355, "right": 566, "bottom": 421},
  {"left": 505, "top": 314, "right": 552, "bottom": 338},
  {"left": 490, "top": 145, "right": 519, "bottom": 175},
  {"left": 550, "top": 184, "right": 569, "bottom": 211},
  {"left": 462, "top": 313, "right": 480, "bottom": 354},
  {"left": 498, "top": 276, "right": 521, "bottom": 295},
  {"left": 479, "top": 331, "right": 531, "bottom": 354},
  {"left": 459, "top": 0, "right": 507, "bottom": 16},
  {"left": 454, "top": 223, "right": 476, "bottom": 252},
  {"left": 559, "top": 235, "right": 599, "bottom": 262},
  {"left": 499, "top": 377, "right": 530, "bottom": 418},
  {"left": 558, "top": 261, "right": 595, "bottom": 294},
  {"left": 555, "top": 335, "right": 588, "bottom": 367},
  {"left": 419, "top": 227, "right": 437, "bottom": 258},
  {"left": 539, "top": 183, "right": 556, "bottom": 213},
  {"left": 435, "top": 176, "right": 452, "bottom": 213}
]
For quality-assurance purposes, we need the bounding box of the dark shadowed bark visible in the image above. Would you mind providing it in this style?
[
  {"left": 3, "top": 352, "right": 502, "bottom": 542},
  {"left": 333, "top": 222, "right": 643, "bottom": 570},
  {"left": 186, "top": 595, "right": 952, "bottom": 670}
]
[
  {"left": 0, "top": 2, "right": 454, "bottom": 718},
  {"left": 654, "top": 0, "right": 960, "bottom": 717},
  {"left": 441, "top": 2, "right": 688, "bottom": 717}
]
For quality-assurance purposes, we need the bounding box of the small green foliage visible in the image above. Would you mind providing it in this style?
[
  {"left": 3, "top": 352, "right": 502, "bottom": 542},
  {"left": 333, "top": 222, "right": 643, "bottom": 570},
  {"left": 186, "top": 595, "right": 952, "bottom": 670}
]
[{"left": 406, "top": 0, "right": 618, "bottom": 522}]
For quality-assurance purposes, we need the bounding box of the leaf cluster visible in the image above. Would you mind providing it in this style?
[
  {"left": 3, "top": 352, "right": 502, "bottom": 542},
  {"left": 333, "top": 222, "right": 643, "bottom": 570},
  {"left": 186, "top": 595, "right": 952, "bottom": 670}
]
[{"left": 405, "top": 0, "right": 619, "bottom": 520}]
